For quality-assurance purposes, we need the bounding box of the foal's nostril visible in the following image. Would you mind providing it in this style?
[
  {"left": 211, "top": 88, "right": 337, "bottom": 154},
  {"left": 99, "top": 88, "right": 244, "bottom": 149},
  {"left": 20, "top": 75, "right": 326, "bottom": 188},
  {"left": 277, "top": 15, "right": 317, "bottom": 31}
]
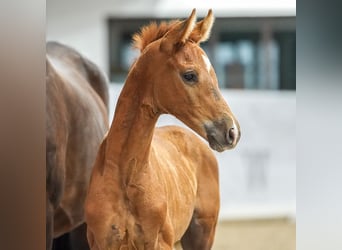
[{"left": 227, "top": 127, "right": 236, "bottom": 145}]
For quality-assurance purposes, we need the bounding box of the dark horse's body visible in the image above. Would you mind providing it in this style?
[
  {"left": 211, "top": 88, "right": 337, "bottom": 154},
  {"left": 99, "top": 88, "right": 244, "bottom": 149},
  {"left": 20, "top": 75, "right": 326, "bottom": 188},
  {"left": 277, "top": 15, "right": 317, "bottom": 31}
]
[{"left": 46, "top": 42, "right": 109, "bottom": 250}]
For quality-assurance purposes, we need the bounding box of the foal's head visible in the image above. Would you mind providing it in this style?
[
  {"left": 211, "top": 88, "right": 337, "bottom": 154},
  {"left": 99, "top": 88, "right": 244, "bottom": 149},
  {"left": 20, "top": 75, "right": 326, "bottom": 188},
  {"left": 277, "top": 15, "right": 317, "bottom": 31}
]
[{"left": 132, "top": 9, "right": 240, "bottom": 151}]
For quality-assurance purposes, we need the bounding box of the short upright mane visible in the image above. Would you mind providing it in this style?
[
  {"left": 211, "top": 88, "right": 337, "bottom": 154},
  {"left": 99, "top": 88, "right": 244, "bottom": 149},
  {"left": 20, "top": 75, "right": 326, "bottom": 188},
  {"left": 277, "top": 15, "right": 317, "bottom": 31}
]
[{"left": 132, "top": 20, "right": 180, "bottom": 53}]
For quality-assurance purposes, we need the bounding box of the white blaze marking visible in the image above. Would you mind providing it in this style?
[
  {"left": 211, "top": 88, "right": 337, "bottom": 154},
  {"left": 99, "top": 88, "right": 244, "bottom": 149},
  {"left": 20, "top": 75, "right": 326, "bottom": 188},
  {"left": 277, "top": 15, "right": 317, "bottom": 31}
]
[{"left": 202, "top": 54, "right": 211, "bottom": 72}]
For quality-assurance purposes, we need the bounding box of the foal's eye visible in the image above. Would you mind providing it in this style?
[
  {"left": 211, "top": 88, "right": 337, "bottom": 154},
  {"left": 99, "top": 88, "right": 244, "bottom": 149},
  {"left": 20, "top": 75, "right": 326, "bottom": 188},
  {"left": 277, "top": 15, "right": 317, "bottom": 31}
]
[{"left": 181, "top": 71, "right": 198, "bottom": 84}]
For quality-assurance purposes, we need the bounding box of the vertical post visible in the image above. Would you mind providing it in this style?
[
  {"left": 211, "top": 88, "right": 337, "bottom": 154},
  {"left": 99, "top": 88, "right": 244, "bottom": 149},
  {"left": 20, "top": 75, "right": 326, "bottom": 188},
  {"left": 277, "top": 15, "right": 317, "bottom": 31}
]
[{"left": 262, "top": 22, "right": 272, "bottom": 89}]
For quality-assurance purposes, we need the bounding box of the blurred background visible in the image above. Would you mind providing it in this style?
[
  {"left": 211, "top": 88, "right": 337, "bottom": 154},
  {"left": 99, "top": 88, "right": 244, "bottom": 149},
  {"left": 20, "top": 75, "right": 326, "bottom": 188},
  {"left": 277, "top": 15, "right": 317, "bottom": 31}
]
[{"left": 47, "top": 1, "right": 296, "bottom": 249}]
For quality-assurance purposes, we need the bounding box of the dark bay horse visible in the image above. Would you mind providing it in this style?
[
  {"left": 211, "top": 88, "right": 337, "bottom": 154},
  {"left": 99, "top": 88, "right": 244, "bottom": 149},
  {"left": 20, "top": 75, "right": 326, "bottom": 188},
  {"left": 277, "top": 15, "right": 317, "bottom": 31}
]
[
  {"left": 85, "top": 9, "right": 240, "bottom": 250},
  {"left": 46, "top": 41, "right": 109, "bottom": 250}
]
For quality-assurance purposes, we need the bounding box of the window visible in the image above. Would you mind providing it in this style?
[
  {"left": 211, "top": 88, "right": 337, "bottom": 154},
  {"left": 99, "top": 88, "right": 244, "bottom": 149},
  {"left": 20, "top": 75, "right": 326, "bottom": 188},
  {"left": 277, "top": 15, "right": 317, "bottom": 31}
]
[{"left": 108, "top": 16, "right": 295, "bottom": 90}]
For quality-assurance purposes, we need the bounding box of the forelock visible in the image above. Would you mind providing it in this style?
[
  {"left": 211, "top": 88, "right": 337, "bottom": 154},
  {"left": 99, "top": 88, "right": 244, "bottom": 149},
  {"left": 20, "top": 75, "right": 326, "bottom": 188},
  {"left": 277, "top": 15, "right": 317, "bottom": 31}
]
[{"left": 132, "top": 20, "right": 180, "bottom": 53}]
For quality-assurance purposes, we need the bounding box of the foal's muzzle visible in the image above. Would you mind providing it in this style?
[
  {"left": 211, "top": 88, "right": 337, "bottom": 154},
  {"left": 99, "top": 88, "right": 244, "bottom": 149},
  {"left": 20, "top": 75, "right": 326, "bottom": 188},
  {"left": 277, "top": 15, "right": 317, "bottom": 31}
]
[{"left": 204, "top": 119, "right": 240, "bottom": 152}]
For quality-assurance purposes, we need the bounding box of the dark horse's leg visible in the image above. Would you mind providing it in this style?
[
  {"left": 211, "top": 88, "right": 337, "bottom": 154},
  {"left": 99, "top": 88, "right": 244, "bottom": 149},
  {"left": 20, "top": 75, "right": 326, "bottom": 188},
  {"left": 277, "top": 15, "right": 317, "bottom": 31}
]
[
  {"left": 52, "top": 223, "right": 89, "bottom": 250},
  {"left": 46, "top": 197, "right": 54, "bottom": 250},
  {"left": 53, "top": 233, "right": 71, "bottom": 250},
  {"left": 69, "top": 223, "right": 90, "bottom": 250}
]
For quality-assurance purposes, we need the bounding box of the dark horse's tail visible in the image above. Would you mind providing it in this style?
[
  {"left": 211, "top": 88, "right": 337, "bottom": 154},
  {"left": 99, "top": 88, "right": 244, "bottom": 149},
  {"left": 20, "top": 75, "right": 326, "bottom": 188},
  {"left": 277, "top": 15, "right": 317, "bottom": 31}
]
[{"left": 46, "top": 41, "right": 109, "bottom": 112}]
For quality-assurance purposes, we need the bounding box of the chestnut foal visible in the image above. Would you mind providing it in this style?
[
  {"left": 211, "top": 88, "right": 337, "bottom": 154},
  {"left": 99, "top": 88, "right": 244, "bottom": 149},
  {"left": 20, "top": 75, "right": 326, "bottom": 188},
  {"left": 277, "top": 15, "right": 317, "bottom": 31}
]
[{"left": 85, "top": 9, "right": 240, "bottom": 250}]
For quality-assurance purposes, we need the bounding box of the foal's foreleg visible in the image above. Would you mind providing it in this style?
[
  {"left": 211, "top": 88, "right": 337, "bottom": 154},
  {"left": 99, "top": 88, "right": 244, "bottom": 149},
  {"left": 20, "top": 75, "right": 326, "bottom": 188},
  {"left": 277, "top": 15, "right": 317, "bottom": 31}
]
[
  {"left": 180, "top": 179, "right": 219, "bottom": 249},
  {"left": 180, "top": 211, "right": 218, "bottom": 250},
  {"left": 181, "top": 151, "right": 220, "bottom": 250}
]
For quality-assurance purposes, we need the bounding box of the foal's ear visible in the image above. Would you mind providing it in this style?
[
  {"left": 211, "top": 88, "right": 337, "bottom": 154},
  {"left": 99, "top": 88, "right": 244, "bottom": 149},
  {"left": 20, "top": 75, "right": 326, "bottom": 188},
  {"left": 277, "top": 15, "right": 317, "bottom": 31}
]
[
  {"left": 160, "top": 9, "right": 197, "bottom": 53},
  {"left": 190, "top": 9, "right": 215, "bottom": 43}
]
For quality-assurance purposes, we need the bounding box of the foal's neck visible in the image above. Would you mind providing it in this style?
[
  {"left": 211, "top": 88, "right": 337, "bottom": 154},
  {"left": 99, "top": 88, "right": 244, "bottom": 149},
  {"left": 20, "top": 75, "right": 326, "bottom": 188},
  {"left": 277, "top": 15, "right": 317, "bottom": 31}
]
[{"left": 105, "top": 72, "right": 159, "bottom": 181}]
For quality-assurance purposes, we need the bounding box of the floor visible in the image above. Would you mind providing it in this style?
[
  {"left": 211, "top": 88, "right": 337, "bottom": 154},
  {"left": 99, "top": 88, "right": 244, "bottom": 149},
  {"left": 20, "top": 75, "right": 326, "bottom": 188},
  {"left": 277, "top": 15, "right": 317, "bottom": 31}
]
[
  {"left": 175, "top": 218, "right": 296, "bottom": 250},
  {"left": 213, "top": 218, "right": 296, "bottom": 250}
]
